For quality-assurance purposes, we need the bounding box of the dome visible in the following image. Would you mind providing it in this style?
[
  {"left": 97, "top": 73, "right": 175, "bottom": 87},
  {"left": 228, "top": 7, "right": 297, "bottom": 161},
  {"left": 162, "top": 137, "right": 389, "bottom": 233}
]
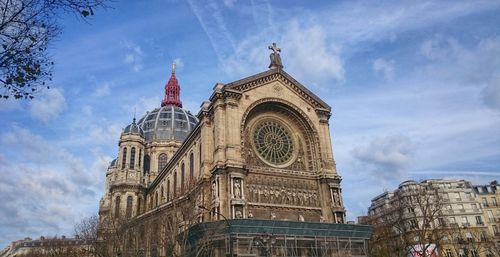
[
  {"left": 122, "top": 119, "right": 144, "bottom": 136},
  {"left": 136, "top": 105, "right": 198, "bottom": 142},
  {"left": 109, "top": 158, "right": 117, "bottom": 168}
]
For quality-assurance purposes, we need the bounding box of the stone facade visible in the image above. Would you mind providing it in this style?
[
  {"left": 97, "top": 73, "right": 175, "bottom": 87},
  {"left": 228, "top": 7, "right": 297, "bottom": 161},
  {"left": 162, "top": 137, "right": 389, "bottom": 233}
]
[
  {"left": 97, "top": 47, "right": 371, "bottom": 257},
  {"left": 99, "top": 67, "right": 345, "bottom": 225}
]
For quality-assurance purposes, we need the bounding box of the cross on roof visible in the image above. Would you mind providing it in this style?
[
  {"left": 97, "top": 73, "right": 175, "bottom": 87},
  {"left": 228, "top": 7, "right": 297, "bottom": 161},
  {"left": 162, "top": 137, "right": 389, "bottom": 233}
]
[{"left": 268, "top": 43, "right": 281, "bottom": 55}]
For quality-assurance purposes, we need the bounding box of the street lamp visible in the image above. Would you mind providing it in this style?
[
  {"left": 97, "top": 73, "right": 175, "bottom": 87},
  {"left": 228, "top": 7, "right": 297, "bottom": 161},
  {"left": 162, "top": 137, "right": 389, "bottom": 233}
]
[{"left": 198, "top": 205, "right": 233, "bottom": 257}]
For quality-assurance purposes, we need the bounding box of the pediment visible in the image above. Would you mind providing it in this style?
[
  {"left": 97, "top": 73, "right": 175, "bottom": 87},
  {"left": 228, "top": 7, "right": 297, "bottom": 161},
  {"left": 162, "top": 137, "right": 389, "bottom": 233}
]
[{"left": 224, "top": 69, "right": 331, "bottom": 111}]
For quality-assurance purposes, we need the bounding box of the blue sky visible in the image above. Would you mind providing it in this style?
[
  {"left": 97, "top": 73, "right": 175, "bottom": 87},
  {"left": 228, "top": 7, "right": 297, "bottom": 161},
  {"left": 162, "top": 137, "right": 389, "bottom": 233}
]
[{"left": 1, "top": 0, "right": 500, "bottom": 249}]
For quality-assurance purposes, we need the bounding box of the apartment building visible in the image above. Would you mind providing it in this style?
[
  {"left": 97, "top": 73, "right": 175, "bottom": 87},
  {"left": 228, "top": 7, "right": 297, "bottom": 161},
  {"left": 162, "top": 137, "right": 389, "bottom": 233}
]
[{"left": 365, "top": 179, "right": 498, "bottom": 257}]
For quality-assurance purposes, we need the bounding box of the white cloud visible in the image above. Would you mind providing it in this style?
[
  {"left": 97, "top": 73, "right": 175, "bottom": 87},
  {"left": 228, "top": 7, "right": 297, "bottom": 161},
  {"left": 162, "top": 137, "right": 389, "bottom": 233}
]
[
  {"left": 223, "top": 0, "right": 236, "bottom": 8},
  {"left": 124, "top": 43, "right": 144, "bottom": 72},
  {"left": 187, "top": 0, "right": 236, "bottom": 62},
  {"left": 352, "top": 135, "right": 414, "bottom": 179},
  {"left": 94, "top": 82, "right": 113, "bottom": 97},
  {"left": 82, "top": 105, "right": 93, "bottom": 117},
  {"left": 281, "top": 21, "right": 344, "bottom": 83},
  {"left": 0, "top": 126, "right": 111, "bottom": 245},
  {"left": 372, "top": 58, "right": 395, "bottom": 81},
  {"left": 29, "top": 88, "right": 66, "bottom": 123},
  {"left": 326, "top": 1, "right": 500, "bottom": 45},
  {"left": 173, "top": 57, "right": 184, "bottom": 70},
  {"left": 88, "top": 124, "right": 122, "bottom": 144},
  {"left": 219, "top": 20, "right": 345, "bottom": 86},
  {"left": 482, "top": 76, "right": 500, "bottom": 111}
]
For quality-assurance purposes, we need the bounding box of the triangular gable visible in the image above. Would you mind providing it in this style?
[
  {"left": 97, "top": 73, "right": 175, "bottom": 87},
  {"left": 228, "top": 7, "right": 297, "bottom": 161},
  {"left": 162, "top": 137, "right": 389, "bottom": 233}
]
[{"left": 225, "top": 69, "right": 331, "bottom": 111}]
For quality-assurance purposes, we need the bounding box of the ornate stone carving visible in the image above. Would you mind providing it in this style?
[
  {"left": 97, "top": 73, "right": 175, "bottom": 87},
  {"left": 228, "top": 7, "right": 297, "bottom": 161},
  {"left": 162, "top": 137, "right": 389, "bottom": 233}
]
[
  {"left": 240, "top": 98, "right": 323, "bottom": 172},
  {"left": 233, "top": 178, "right": 242, "bottom": 199},
  {"left": 330, "top": 187, "right": 342, "bottom": 207},
  {"left": 246, "top": 183, "right": 319, "bottom": 207}
]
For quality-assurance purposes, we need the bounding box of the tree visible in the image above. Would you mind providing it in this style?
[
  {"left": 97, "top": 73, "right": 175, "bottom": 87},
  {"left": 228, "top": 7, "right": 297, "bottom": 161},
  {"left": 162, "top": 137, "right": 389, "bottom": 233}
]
[
  {"left": 443, "top": 226, "right": 500, "bottom": 257},
  {"left": 0, "top": 0, "right": 107, "bottom": 100},
  {"left": 75, "top": 214, "right": 126, "bottom": 257},
  {"left": 134, "top": 182, "right": 222, "bottom": 257},
  {"left": 367, "top": 183, "right": 447, "bottom": 257}
]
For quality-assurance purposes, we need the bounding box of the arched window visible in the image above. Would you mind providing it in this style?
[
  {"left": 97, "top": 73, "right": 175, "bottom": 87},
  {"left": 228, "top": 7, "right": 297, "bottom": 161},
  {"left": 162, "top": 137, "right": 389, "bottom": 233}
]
[
  {"left": 126, "top": 196, "right": 133, "bottom": 218},
  {"left": 199, "top": 144, "right": 202, "bottom": 174},
  {"left": 130, "top": 147, "right": 136, "bottom": 169},
  {"left": 138, "top": 149, "right": 142, "bottom": 167},
  {"left": 160, "top": 186, "right": 164, "bottom": 201},
  {"left": 173, "top": 172, "right": 177, "bottom": 198},
  {"left": 115, "top": 196, "right": 121, "bottom": 218},
  {"left": 155, "top": 192, "right": 158, "bottom": 207},
  {"left": 167, "top": 179, "right": 170, "bottom": 202},
  {"left": 158, "top": 153, "right": 168, "bottom": 172},
  {"left": 181, "top": 163, "right": 185, "bottom": 193},
  {"left": 137, "top": 197, "right": 141, "bottom": 215},
  {"left": 189, "top": 153, "right": 194, "bottom": 182},
  {"left": 143, "top": 155, "right": 150, "bottom": 174},
  {"left": 121, "top": 147, "right": 127, "bottom": 169}
]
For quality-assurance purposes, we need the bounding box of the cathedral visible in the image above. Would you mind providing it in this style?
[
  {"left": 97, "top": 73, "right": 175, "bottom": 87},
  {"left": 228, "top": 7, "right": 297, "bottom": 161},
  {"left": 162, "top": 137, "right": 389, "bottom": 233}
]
[{"left": 98, "top": 45, "right": 372, "bottom": 257}]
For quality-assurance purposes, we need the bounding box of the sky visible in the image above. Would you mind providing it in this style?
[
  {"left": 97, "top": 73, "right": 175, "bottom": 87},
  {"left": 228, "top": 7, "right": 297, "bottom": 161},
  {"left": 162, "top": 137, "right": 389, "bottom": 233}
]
[{"left": 1, "top": 0, "right": 500, "bottom": 249}]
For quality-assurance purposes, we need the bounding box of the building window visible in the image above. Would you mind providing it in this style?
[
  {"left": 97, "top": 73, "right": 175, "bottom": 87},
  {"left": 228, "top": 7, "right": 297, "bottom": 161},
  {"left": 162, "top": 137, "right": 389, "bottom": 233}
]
[
  {"left": 167, "top": 179, "right": 170, "bottom": 202},
  {"left": 252, "top": 120, "right": 295, "bottom": 165},
  {"left": 161, "top": 186, "right": 164, "bottom": 201},
  {"left": 155, "top": 192, "right": 158, "bottom": 207},
  {"left": 130, "top": 147, "right": 136, "bottom": 169},
  {"left": 158, "top": 153, "right": 168, "bottom": 172},
  {"left": 445, "top": 249, "right": 453, "bottom": 257},
  {"left": 199, "top": 143, "right": 202, "bottom": 173},
  {"left": 181, "top": 162, "right": 185, "bottom": 193},
  {"left": 173, "top": 172, "right": 177, "bottom": 197},
  {"left": 138, "top": 149, "right": 142, "bottom": 167},
  {"left": 143, "top": 155, "right": 150, "bottom": 174},
  {"left": 492, "top": 197, "right": 497, "bottom": 206},
  {"left": 462, "top": 216, "right": 469, "bottom": 226},
  {"left": 137, "top": 197, "right": 141, "bottom": 215},
  {"left": 126, "top": 196, "right": 133, "bottom": 218},
  {"left": 438, "top": 218, "right": 446, "bottom": 227},
  {"left": 482, "top": 197, "right": 489, "bottom": 207},
  {"left": 189, "top": 152, "right": 194, "bottom": 181},
  {"left": 475, "top": 216, "right": 483, "bottom": 225},
  {"left": 409, "top": 220, "right": 418, "bottom": 229},
  {"left": 115, "top": 196, "right": 121, "bottom": 218},
  {"left": 121, "top": 147, "right": 127, "bottom": 169}
]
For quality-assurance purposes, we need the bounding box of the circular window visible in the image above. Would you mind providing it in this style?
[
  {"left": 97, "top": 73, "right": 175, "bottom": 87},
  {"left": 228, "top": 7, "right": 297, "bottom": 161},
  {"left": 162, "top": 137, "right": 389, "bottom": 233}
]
[{"left": 252, "top": 120, "right": 295, "bottom": 166}]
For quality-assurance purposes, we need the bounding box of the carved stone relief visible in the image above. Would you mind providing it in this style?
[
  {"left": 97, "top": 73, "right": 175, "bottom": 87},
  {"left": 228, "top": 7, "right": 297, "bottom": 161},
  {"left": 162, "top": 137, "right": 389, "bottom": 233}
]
[
  {"left": 246, "top": 184, "right": 319, "bottom": 207},
  {"left": 234, "top": 205, "right": 243, "bottom": 219}
]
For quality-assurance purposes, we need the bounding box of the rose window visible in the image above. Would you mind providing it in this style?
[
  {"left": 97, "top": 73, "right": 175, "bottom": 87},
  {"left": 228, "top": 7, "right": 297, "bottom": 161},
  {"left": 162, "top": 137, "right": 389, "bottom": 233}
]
[{"left": 252, "top": 120, "right": 294, "bottom": 165}]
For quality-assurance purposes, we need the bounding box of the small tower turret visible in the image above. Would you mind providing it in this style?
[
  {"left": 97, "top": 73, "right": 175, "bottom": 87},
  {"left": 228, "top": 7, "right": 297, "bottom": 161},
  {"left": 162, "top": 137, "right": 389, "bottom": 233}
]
[{"left": 161, "top": 63, "right": 182, "bottom": 107}]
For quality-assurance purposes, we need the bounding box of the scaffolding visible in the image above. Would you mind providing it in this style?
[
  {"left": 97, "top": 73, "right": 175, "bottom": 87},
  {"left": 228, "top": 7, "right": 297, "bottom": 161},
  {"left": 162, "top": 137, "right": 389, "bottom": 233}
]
[{"left": 186, "top": 219, "right": 373, "bottom": 257}]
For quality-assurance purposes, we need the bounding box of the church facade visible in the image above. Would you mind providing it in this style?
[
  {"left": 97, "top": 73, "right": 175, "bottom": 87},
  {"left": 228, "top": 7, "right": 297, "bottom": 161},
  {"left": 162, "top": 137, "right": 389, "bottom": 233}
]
[{"left": 98, "top": 46, "right": 371, "bottom": 257}]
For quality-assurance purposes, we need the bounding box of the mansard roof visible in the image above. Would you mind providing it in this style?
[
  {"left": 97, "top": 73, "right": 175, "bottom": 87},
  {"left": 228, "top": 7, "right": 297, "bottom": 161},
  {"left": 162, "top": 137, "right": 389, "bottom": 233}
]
[{"left": 224, "top": 68, "right": 331, "bottom": 111}]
